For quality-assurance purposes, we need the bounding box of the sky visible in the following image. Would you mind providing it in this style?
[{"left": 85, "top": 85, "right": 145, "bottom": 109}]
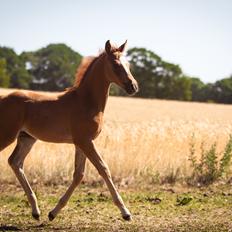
[{"left": 0, "top": 0, "right": 231, "bottom": 83}]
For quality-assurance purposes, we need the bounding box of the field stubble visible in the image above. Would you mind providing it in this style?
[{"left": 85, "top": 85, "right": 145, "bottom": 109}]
[{"left": 0, "top": 88, "right": 232, "bottom": 185}]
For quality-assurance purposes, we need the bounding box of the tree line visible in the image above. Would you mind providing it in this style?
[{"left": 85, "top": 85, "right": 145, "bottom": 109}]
[{"left": 0, "top": 44, "right": 231, "bottom": 104}]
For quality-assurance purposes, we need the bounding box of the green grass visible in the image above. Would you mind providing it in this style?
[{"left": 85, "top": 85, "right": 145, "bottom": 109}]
[{"left": 0, "top": 184, "right": 232, "bottom": 231}]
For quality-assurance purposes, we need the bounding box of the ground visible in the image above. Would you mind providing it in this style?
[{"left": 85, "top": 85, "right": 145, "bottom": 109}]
[{"left": 0, "top": 183, "right": 232, "bottom": 232}]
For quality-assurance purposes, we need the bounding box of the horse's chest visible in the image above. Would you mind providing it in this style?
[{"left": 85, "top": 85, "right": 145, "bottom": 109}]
[
  {"left": 93, "top": 114, "right": 103, "bottom": 135},
  {"left": 74, "top": 113, "right": 104, "bottom": 140},
  {"left": 87, "top": 114, "right": 103, "bottom": 138}
]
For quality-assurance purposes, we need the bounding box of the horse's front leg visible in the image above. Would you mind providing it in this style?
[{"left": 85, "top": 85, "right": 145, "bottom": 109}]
[
  {"left": 79, "top": 140, "right": 132, "bottom": 221},
  {"left": 48, "top": 146, "right": 86, "bottom": 221}
]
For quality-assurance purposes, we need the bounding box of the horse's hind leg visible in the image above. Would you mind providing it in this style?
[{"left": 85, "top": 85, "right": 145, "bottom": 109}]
[{"left": 8, "top": 131, "right": 40, "bottom": 220}]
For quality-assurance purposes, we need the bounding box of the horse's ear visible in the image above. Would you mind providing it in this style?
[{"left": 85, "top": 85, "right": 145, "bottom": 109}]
[
  {"left": 105, "top": 40, "right": 113, "bottom": 55},
  {"left": 118, "top": 40, "right": 128, "bottom": 53}
]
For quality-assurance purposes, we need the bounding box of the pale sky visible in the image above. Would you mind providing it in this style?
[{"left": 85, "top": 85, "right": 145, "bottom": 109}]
[{"left": 0, "top": 0, "right": 231, "bottom": 83}]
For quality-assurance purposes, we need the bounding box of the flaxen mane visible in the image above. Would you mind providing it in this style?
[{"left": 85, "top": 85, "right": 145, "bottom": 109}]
[
  {"left": 74, "top": 53, "right": 105, "bottom": 87},
  {"left": 74, "top": 56, "right": 95, "bottom": 87}
]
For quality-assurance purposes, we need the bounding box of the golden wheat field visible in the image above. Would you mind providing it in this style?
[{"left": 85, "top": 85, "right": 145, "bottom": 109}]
[{"left": 0, "top": 88, "right": 232, "bottom": 185}]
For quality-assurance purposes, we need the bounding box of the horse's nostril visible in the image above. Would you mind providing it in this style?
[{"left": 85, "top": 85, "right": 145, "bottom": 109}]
[{"left": 124, "top": 81, "right": 139, "bottom": 95}]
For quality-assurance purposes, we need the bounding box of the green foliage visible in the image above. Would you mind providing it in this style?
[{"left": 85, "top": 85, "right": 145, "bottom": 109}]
[
  {"left": 0, "top": 47, "right": 20, "bottom": 73},
  {"left": 188, "top": 135, "right": 232, "bottom": 185},
  {"left": 219, "top": 135, "right": 232, "bottom": 176},
  {"left": 213, "top": 76, "right": 232, "bottom": 103},
  {"left": 21, "top": 44, "right": 82, "bottom": 91},
  {"left": 126, "top": 48, "right": 232, "bottom": 104},
  {"left": 0, "top": 44, "right": 82, "bottom": 91},
  {"left": 189, "top": 76, "right": 232, "bottom": 104},
  {"left": 0, "top": 46, "right": 32, "bottom": 89},
  {"left": 172, "top": 76, "right": 192, "bottom": 100},
  {"left": 176, "top": 195, "right": 193, "bottom": 206},
  {"left": 0, "top": 58, "right": 10, "bottom": 87},
  {"left": 109, "top": 83, "right": 125, "bottom": 96},
  {"left": 190, "top": 77, "right": 205, "bottom": 101},
  {"left": 10, "top": 67, "right": 32, "bottom": 89},
  {"left": 126, "top": 47, "right": 192, "bottom": 101}
]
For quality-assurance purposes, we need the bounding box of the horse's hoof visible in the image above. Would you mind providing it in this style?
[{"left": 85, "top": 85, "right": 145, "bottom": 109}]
[
  {"left": 32, "top": 213, "right": 40, "bottom": 220},
  {"left": 122, "top": 214, "right": 132, "bottom": 221},
  {"left": 48, "top": 212, "right": 55, "bottom": 221}
]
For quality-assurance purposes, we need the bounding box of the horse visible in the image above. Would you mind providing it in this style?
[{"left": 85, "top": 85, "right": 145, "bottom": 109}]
[{"left": 0, "top": 40, "right": 138, "bottom": 221}]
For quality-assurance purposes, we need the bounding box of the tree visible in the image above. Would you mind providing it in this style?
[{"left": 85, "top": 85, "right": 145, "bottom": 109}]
[
  {"left": 213, "top": 76, "right": 232, "bottom": 104},
  {"left": 126, "top": 47, "right": 191, "bottom": 100},
  {"left": 190, "top": 77, "right": 205, "bottom": 101},
  {"left": 127, "top": 48, "right": 162, "bottom": 98},
  {"left": 109, "top": 83, "right": 125, "bottom": 96},
  {"left": 0, "top": 46, "right": 32, "bottom": 88},
  {"left": 21, "top": 44, "right": 82, "bottom": 91},
  {"left": 10, "top": 68, "right": 32, "bottom": 89},
  {"left": 0, "top": 58, "right": 10, "bottom": 87},
  {"left": 172, "top": 76, "right": 192, "bottom": 101}
]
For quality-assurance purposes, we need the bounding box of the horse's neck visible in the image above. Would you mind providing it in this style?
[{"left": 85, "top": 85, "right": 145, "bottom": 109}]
[{"left": 79, "top": 56, "right": 110, "bottom": 113}]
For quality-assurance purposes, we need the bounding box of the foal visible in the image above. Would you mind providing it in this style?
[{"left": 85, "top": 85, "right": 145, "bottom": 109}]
[{"left": 0, "top": 40, "right": 138, "bottom": 221}]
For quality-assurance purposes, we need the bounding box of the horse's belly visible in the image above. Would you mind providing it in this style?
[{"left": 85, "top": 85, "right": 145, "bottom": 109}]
[
  {"left": 23, "top": 103, "right": 73, "bottom": 143},
  {"left": 23, "top": 124, "right": 73, "bottom": 143}
]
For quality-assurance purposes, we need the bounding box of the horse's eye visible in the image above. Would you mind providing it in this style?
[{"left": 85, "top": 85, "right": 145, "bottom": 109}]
[{"left": 111, "top": 60, "right": 121, "bottom": 74}]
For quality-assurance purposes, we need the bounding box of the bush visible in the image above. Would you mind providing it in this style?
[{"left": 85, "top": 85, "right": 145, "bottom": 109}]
[{"left": 188, "top": 135, "right": 232, "bottom": 185}]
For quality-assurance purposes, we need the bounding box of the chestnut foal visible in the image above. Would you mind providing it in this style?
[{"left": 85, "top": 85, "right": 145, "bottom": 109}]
[{"left": 0, "top": 40, "right": 138, "bottom": 221}]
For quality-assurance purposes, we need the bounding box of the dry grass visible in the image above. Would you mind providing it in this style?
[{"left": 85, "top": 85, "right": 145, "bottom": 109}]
[{"left": 0, "top": 88, "right": 232, "bottom": 185}]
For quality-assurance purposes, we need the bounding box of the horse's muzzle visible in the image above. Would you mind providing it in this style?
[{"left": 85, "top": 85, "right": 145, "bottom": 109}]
[{"left": 124, "top": 81, "right": 139, "bottom": 95}]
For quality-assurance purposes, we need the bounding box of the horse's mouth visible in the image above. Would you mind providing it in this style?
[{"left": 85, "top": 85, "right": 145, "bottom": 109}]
[{"left": 124, "top": 82, "right": 139, "bottom": 95}]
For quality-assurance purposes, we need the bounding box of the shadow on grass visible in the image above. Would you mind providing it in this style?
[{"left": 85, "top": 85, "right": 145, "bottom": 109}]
[
  {"left": 0, "top": 225, "right": 21, "bottom": 231},
  {"left": 27, "top": 223, "right": 73, "bottom": 231},
  {"left": 0, "top": 222, "right": 74, "bottom": 232}
]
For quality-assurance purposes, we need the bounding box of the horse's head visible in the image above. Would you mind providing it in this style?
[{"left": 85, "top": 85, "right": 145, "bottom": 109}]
[{"left": 104, "top": 40, "right": 139, "bottom": 95}]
